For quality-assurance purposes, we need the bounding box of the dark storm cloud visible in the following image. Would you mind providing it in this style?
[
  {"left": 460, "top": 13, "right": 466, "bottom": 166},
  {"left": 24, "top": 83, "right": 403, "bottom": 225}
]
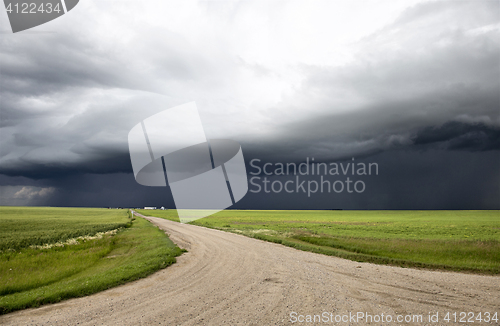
[
  {"left": 0, "top": 0, "right": 498, "bottom": 209},
  {"left": 0, "top": 150, "right": 131, "bottom": 179},
  {"left": 0, "top": 24, "right": 218, "bottom": 97},
  {"left": 0, "top": 10, "right": 237, "bottom": 177},
  {"left": 236, "top": 149, "right": 500, "bottom": 210},
  {"left": 0, "top": 34, "right": 136, "bottom": 97},
  {"left": 233, "top": 0, "right": 499, "bottom": 164},
  {"left": 0, "top": 172, "right": 175, "bottom": 208},
  {"left": 0, "top": 93, "right": 184, "bottom": 178},
  {"left": 2, "top": 147, "right": 498, "bottom": 209},
  {"left": 413, "top": 121, "right": 500, "bottom": 151}
]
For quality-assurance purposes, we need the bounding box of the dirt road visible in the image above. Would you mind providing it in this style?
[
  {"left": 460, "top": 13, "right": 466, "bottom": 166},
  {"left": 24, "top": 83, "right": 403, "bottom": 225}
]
[{"left": 1, "top": 214, "right": 498, "bottom": 325}]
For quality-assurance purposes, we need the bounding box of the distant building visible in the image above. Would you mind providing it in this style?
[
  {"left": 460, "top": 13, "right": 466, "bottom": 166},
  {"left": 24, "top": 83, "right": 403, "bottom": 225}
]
[{"left": 144, "top": 207, "right": 157, "bottom": 210}]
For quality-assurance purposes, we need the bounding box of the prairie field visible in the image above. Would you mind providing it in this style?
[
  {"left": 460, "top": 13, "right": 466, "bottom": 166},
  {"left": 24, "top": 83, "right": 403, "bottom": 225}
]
[
  {"left": 138, "top": 209, "right": 500, "bottom": 274},
  {"left": 0, "top": 207, "right": 184, "bottom": 314},
  {"left": 0, "top": 207, "right": 130, "bottom": 251}
]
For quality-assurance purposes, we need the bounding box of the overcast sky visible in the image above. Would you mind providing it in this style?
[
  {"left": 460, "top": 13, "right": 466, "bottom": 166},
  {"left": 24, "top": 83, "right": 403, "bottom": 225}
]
[{"left": 0, "top": 0, "right": 499, "bottom": 209}]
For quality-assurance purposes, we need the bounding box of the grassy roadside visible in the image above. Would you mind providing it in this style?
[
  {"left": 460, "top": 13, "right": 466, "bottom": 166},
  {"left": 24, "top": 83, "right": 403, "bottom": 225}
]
[
  {"left": 0, "top": 207, "right": 185, "bottom": 315},
  {"left": 137, "top": 209, "right": 500, "bottom": 274},
  {"left": 0, "top": 207, "right": 131, "bottom": 251}
]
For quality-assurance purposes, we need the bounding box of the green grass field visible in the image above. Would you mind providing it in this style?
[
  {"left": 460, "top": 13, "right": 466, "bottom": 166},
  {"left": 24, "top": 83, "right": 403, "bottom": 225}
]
[
  {"left": 137, "top": 209, "right": 500, "bottom": 274},
  {"left": 0, "top": 207, "right": 184, "bottom": 314}
]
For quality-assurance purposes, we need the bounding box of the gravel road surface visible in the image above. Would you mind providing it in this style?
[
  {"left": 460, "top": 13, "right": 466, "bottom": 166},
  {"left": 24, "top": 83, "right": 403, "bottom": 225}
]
[{"left": 1, "top": 213, "right": 498, "bottom": 325}]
